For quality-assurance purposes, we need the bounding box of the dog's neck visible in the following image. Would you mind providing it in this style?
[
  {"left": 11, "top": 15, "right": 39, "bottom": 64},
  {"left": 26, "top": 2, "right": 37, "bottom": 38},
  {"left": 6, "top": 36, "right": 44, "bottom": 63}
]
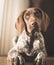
[
  {"left": 25, "top": 29, "right": 39, "bottom": 37},
  {"left": 23, "top": 29, "right": 41, "bottom": 43},
  {"left": 21, "top": 30, "right": 42, "bottom": 53},
  {"left": 24, "top": 29, "right": 41, "bottom": 53}
]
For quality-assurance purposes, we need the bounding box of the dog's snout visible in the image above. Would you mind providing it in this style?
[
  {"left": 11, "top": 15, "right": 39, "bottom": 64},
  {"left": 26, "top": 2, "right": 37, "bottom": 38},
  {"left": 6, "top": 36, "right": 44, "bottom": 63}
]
[{"left": 32, "top": 22, "right": 38, "bottom": 27}]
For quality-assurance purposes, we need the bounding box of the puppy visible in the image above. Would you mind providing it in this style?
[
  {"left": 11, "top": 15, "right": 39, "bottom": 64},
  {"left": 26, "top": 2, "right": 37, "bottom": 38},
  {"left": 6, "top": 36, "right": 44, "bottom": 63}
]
[{"left": 8, "top": 7, "right": 50, "bottom": 65}]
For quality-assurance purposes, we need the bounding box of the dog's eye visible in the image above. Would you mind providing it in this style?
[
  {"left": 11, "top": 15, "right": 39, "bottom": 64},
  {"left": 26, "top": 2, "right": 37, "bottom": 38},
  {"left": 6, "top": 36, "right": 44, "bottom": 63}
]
[
  {"left": 25, "top": 12, "right": 30, "bottom": 20},
  {"left": 26, "top": 12, "right": 30, "bottom": 16},
  {"left": 34, "top": 11, "right": 42, "bottom": 19}
]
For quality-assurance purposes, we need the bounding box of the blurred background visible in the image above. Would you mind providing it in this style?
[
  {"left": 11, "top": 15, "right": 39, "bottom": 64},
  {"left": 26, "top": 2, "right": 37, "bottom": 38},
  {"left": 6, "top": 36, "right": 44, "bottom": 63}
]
[
  {"left": 0, "top": 0, "right": 29, "bottom": 56},
  {"left": 0, "top": 0, "right": 54, "bottom": 65}
]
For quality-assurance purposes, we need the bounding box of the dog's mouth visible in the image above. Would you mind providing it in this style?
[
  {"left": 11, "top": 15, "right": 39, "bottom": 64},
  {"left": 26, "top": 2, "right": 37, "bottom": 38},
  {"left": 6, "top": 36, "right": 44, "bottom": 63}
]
[
  {"left": 25, "top": 21, "right": 40, "bottom": 35},
  {"left": 31, "top": 22, "right": 40, "bottom": 32}
]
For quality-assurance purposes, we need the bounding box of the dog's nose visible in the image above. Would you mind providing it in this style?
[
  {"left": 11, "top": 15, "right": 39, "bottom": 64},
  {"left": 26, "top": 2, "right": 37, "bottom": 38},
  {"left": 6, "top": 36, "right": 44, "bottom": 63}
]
[{"left": 32, "top": 22, "right": 38, "bottom": 27}]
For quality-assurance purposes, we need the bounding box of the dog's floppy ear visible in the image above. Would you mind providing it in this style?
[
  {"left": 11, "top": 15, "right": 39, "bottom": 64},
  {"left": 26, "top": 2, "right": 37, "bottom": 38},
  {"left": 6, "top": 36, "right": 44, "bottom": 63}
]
[
  {"left": 41, "top": 11, "right": 50, "bottom": 32},
  {"left": 15, "top": 10, "right": 26, "bottom": 35}
]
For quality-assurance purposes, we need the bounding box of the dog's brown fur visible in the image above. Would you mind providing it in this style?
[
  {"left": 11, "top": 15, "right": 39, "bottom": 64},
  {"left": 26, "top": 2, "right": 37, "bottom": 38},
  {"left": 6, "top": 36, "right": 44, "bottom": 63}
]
[
  {"left": 15, "top": 7, "right": 50, "bottom": 35},
  {"left": 8, "top": 7, "right": 50, "bottom": 65}
]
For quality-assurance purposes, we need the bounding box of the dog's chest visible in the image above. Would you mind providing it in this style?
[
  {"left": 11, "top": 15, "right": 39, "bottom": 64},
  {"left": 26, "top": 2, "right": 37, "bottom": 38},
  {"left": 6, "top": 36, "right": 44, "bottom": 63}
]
[
  {"left": 18, "top": 34, "right": 40, "bottom": 51},
  {"left": 26, "top": 36, "right": 40, "bottom": 50}
]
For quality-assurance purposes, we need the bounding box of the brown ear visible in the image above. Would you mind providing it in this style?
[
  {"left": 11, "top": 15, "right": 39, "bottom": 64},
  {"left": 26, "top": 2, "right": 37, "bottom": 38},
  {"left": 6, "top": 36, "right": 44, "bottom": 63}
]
[
  {"left": 41, "top": 12, "right": 50, "bottom": 32},
  {"left": 15, "top": 11, "right": 26, "bottom": 35}
]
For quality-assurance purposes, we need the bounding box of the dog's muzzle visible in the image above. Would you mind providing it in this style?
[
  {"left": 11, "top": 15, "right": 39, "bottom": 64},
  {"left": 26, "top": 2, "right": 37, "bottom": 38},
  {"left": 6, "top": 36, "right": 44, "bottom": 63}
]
[
  {"left": 32, "top": 22, "right": 39, "bottom": 31},
  {"left": 32, "top": 22, "right": 38, "bottom": 27}
]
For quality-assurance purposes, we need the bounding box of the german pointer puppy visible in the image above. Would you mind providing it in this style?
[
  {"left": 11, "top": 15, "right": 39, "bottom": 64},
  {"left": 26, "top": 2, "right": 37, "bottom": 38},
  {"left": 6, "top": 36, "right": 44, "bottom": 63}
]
[{"left": 8, "top": 7, "right": 50, "bottom": 65}]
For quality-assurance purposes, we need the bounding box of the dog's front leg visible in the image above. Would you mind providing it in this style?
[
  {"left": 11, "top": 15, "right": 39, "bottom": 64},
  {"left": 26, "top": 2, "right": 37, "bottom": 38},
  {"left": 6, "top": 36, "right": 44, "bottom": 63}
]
[
  {"left": 34, "top": 52, "right": 46, "bottom": 65},
  {"left": 8, "top": 47, "right": 25, "bottom": 65},
  {"left": 11, "top": 55, "right": 25, "bottom": 65},
  {"left": 11, "top": 56, "right": 20, "bottom": 65}
]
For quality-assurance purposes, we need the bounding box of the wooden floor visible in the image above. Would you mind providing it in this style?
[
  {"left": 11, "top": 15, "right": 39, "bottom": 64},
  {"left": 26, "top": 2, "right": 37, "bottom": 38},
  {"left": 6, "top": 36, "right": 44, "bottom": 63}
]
[
  {"left": 0, "top": 57, "right": 54, "bottom": 65},
  {"left": 0, "top": 57, "right": 7, "bottom": 65}
]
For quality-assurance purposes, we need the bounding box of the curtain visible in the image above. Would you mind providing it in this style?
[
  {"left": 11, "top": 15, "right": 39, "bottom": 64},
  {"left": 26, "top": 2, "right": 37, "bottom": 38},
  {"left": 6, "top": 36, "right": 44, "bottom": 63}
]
[{"left": 0, "top": 0, "right": 29, "bottom": 56}]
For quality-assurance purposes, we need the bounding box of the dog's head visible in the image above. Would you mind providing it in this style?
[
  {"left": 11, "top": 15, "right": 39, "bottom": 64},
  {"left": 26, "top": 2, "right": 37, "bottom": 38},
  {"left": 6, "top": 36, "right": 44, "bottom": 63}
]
[{"left": 15, "top": 7, "right": 50, "bottom": 35}]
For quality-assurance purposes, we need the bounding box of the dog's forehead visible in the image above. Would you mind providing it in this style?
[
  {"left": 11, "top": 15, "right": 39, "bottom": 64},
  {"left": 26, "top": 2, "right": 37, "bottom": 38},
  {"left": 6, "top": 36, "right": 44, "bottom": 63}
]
[
  {"left": 25, "top": 8, "right": 42, "bottom": 14},
  {"left": 27, "top": 8, "right": 35, "bottom": 11},
  {"left": 25, "top": 8, "right": 35, "bottom": 13}
]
